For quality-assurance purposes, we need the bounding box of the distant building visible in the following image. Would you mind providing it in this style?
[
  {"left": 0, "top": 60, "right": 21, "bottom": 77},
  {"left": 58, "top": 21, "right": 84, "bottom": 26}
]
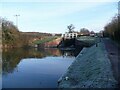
[
  {"left": 90, "top": 33, "right": 95, "bottom": 37},
  {"left": 78, "top": 32, "right": 90, "bottom": 36},
  {"left": 52, "top": 33, "right": 55, "bottom": 36},
  {"left": 62, "top": 32, "right": 78, "bottom": 39},
  {"left": 98, "top": 31, "right": 103, "bottom": 37},
  {"left": 90, "top": 31, "right": 95, "bottom": 37}
]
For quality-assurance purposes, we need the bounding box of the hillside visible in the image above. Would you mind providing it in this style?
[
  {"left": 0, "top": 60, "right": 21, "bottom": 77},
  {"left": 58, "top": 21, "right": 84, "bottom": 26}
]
[{"left": 1, "top": 18, "right": 60, "bottom": 48}]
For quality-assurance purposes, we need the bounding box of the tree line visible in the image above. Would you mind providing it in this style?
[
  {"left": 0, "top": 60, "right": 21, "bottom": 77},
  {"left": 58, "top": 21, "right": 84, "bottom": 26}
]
[
  {"left": 1, "top": 18, "right": 22, "bottom": 48},
  {"left": 67, "top": 24, "right": 95, "bottom": 35},
  {"left": 103, "top": 14, "right": 120, "bottom": 43}
]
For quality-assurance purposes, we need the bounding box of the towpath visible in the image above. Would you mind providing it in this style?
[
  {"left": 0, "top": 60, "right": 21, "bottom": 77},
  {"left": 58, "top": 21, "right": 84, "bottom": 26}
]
[
  {"left": 102, "top": 38, "right": 120, "bottom": 87},
  {"left": 58, "top": 38, "right": 117, "bottom": 88}
]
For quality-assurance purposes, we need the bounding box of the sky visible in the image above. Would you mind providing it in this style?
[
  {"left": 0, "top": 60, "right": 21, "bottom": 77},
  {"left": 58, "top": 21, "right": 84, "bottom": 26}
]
[{"left": 0, "top": 0, "right": 119, "bottom": 34}]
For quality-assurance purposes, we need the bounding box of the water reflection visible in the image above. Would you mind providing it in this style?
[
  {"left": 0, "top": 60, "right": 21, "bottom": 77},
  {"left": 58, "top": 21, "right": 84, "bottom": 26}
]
[
  {"left": 60, "top": 47, "right": 83, "bottom": 57},
  {"left": 2, "top": 48, "right": 62, "bottom": 74},
  {"left": 2, "top": 47, "right": 81, "bottom": 88}
]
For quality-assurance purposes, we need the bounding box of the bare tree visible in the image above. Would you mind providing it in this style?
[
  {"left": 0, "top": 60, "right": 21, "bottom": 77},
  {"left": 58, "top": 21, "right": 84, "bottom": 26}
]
[
  {"left": 67, "top": 24, "right": 75, "bottom": 33},
  {"left": 103, "top": 14, "right": 119, "bottom": 42}
]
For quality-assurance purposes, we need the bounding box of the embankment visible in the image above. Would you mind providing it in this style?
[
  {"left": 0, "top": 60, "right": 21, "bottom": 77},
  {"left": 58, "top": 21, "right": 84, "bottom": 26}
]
[
  {"left": 58, "top": 41, "right": 117, "bottom": 88},
  {"left": 36, "top": 37, "right": 62, "bottom": 48},
  {"left": 44, "top": 38, "right": 62, "bottom": 48}
]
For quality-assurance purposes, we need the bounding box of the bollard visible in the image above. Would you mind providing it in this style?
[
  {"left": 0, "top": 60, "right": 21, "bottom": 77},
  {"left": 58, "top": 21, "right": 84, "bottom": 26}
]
[{"left": 96, "top": 43, "right": 98, "bottom": 47}]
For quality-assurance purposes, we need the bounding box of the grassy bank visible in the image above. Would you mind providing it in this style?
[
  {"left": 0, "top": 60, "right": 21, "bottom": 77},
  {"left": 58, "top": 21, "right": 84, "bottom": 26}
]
[
  {"left": 34, "top": 36, "right": 58, "bottom": 45},
  {"left": 77, "top": 36, "right": 96, "bottom": 45}
]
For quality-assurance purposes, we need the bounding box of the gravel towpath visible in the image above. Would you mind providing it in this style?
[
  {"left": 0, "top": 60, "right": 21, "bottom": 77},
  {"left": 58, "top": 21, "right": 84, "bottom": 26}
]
[
  {"left": 103, "top": 38, "right": 120, "bottom": 87},
  {"left": 58, "top": 39, "right": 117, "bottom": 88}
]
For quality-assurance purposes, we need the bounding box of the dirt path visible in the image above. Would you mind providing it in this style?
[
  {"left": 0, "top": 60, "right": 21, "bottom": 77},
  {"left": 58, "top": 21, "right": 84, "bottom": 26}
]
[{"left": 102, "top": 38, "right": 120, "bottom": 87}]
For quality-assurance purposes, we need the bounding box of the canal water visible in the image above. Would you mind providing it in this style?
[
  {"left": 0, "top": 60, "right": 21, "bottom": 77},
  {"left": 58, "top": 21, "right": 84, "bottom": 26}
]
[{"left": 2, "top": 48, "right": 81, "bottom": 88}]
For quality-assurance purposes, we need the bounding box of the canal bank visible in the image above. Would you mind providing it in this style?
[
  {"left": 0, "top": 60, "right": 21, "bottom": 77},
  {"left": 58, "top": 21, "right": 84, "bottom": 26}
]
[{"left": 58, "top": 40, "right": 117, "bottom": 88}]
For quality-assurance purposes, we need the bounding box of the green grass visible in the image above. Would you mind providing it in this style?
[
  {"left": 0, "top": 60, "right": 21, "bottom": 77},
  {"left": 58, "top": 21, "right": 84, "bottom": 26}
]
[
  {"left": 77, "top": 36, "right": 96, "bottom": 45},
  {"left": 34, "top": 36, "right": 58, "bottom": 44}
]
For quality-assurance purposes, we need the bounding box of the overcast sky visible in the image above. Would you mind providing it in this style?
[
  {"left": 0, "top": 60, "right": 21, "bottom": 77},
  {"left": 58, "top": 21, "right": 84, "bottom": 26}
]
[{"left": 0, "top": 0, "right": 118, "bottom": 33}]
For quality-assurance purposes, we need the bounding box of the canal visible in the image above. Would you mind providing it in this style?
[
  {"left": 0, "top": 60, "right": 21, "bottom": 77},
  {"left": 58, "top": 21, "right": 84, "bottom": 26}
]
[{"left": 2, "top": 47, "right": 82, "bottom": 88}]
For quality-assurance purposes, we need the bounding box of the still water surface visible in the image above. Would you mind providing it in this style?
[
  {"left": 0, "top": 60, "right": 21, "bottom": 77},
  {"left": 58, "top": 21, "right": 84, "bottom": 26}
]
[{"left": 2, "top": 48, "right": 81, "bottom": 88}]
